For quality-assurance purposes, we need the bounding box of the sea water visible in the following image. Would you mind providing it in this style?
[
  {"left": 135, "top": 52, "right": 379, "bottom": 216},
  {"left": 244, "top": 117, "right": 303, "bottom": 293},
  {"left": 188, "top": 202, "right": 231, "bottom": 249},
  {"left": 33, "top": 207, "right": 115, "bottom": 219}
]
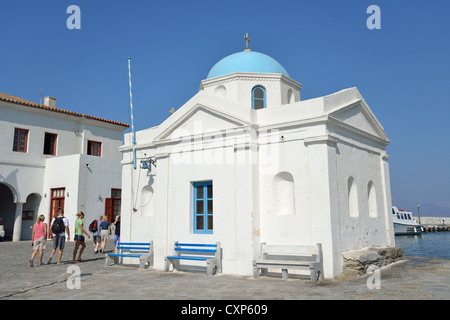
[{"left": 395, "top": 232, "right": 450, "bottom": 259}]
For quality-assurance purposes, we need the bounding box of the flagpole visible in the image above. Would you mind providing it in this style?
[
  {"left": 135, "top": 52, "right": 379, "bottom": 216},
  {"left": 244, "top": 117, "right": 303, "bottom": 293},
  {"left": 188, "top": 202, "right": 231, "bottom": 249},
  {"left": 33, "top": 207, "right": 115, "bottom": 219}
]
[{"left": 128, "top": 57, "right": 137, "bottom": 170}]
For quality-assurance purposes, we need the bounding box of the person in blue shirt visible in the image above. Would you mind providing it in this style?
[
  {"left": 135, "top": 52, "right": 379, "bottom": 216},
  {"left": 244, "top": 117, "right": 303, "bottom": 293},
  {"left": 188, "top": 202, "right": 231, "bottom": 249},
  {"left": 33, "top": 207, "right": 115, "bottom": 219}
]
[{"left": 99, "top": 216, "right": 111, "bottom": 254}]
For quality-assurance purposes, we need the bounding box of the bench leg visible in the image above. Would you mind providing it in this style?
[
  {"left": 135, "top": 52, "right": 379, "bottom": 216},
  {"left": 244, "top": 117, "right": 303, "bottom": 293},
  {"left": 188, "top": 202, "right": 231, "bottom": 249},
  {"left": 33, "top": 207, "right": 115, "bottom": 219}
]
[
  {"left": 281, "top": 269, "right": 289, "bottom": 280},
  {"left": 105, "top": 255, "right": 119, "bottom": 267},
  {"left": 139, "top": 254, "right": 149, "bottom": 270},
  {"left": 253, "top": 267, "right": 260, "bottom": 278},
  {"left": 310, "top": 265, "right": 319, "bottom": 284},
  {"left": 165, "top": 258, "right": 180, "bottom": 272},
  {"left": 105, "top": 255, "right": 111, "bottom": 267},
  {"left": 164, "top": 258, "right": 171, "bottom": 272},
  {"left": 206, "top": 260, "right": 214, "bottom": 276},
  {"left": 206, "top": 259, "right": 219, "bottom": 276},
  {"left": 173, "top": 259, "right": 180, "bottom": 271}
]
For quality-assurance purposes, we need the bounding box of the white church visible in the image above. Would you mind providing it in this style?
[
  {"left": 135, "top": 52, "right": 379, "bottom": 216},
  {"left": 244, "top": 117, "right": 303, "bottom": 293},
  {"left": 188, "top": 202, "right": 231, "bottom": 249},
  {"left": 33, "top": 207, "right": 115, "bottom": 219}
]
[{"left": 119, "top": 37, "right": 395, "bottom": 278}]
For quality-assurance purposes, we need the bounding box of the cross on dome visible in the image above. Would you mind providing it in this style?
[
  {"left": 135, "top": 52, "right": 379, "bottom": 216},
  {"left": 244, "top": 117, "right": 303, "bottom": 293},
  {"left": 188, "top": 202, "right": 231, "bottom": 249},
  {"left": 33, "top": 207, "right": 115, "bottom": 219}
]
[{"left": 244, "top": 33, "right": 251, "bottom": 52}]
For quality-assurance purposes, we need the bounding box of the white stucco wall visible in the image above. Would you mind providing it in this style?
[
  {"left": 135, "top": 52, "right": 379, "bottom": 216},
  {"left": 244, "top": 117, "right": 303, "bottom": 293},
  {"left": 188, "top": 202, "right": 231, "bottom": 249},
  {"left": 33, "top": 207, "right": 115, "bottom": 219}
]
[
  {"left": 41, "top": 154, "right": 122, "bottom": 237},
  {"left": 0, "top": 99, "right": 127, "bottom": 240}
]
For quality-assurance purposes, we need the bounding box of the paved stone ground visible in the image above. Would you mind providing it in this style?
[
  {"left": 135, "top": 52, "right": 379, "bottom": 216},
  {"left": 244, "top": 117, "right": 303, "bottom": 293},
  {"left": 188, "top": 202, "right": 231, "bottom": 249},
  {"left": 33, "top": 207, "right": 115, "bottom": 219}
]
[{"left": 1, "top": 240, "right": 450, "bottom": 300}]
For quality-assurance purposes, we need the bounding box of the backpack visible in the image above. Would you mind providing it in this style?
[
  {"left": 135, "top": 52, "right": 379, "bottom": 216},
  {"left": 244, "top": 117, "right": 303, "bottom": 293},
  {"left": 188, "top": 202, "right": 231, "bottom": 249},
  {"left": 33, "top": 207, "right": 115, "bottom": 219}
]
[
  {"left": 89, "top": 219, "right": 98, "bottom": 233},
  {"left": 51, "top": 216, "right": 66, "bottom": 234}
]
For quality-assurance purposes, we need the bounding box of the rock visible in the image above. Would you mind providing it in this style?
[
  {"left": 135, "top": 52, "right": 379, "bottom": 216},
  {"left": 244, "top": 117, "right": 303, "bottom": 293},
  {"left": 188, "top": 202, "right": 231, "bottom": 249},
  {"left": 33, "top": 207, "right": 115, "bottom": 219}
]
[{"left": 342, "top": 247, "right": 403, "bottom": 276}]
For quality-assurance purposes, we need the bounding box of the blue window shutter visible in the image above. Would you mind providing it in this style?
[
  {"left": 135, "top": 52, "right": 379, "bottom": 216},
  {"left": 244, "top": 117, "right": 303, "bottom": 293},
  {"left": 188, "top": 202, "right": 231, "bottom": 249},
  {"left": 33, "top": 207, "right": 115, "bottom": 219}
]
[{"left": 193, "top": 181, "right": 213, "bottom": 234}]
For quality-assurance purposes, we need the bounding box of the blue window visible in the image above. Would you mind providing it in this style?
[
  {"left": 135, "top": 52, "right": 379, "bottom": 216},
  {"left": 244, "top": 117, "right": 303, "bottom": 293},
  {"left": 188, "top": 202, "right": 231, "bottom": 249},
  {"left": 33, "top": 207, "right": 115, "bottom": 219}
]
[
  {"left": 252, "top": 86, "right": 266, "bottom": 109},
  {"left": 193, "top": 181, "right": 213, "bottom": 234}
]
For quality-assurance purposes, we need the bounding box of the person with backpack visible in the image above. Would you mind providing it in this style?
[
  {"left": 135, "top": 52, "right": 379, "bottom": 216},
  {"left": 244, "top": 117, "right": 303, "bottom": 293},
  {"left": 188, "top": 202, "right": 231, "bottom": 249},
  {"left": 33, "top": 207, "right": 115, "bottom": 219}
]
[
  {"left": 72, "top": 211, "right": 90, "bottom": 263},
  {"left": 90, "top": 216, "right": 103, "bottom": 254},
  {"left": 47, "top": 209, "right": 70, "bottom": 264}
]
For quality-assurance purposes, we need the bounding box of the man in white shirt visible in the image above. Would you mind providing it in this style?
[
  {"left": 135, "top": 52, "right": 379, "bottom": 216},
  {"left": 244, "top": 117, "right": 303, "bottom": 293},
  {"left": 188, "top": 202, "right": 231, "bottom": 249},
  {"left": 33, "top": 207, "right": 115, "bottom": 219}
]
[{"left": 47, "top": 209, "right": 70, "bottom": 264}]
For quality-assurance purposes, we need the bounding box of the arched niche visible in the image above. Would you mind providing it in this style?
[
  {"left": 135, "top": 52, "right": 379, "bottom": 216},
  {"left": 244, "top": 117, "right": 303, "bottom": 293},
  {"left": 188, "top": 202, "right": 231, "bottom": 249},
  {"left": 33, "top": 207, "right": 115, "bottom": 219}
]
[{"left": 273, "top": 172, "right": 295, "bottom": 216}]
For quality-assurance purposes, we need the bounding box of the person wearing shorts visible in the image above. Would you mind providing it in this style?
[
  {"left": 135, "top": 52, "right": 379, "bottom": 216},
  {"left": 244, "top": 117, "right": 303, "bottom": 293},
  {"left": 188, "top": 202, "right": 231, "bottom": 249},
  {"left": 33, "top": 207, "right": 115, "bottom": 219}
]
[
  {"left": 29, "top": 215, "right": 48, "bottom": 267},
  {"left": 92, "top": 216, "right": 103, "bottom": 254},
  {"left": 72, "top": 211, "right": 91, "bottom": 263},
  {"left": 113, "top": 215, "right": 120, "bottom": 253},
  {"left": 47, "top": 209, "right": 70, "bottom": 264},
  {"left": 99, "top": 216, "right": 111, "bottom": 254}
]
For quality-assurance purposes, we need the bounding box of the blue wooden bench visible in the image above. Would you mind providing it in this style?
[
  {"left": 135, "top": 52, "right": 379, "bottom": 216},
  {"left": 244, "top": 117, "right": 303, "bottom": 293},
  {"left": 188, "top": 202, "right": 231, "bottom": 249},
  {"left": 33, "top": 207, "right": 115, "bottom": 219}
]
[
  {"left": 164, "top": 242, "right": 222, "bottom": 276},
  {"left": 105, "top": 242, "right": 153, "bottom": 270}
]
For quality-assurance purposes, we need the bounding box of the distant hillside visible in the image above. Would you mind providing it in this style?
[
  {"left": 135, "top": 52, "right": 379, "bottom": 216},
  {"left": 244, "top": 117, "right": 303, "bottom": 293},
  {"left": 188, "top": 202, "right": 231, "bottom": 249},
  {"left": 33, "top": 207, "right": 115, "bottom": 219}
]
[{"left": 398, "top": 203, "right": 450, "bottom": 217}]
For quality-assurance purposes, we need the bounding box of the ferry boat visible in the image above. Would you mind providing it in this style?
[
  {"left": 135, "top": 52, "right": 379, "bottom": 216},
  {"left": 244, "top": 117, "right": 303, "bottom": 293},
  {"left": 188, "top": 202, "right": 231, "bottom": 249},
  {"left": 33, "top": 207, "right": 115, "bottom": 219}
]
[{"left": 392, "top": 206, "right": 423, "bottom": 235}]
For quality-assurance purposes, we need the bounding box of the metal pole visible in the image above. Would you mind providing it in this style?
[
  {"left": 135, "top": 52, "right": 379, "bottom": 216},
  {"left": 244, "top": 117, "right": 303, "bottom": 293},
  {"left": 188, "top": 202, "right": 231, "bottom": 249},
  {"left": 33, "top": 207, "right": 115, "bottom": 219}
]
[{"left": 128, "top": 57, "right": 137, "bottom": 169}]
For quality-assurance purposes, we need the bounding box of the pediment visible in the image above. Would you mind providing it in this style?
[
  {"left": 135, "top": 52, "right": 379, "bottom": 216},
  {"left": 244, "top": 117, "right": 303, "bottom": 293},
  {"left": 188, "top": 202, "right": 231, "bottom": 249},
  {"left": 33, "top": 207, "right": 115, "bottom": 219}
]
[
  {"left": 329, "top": 101, "right": 388, "bottom": 141},
  {"left": 156, "top": 104, "right": 249, "bottom": 140}
]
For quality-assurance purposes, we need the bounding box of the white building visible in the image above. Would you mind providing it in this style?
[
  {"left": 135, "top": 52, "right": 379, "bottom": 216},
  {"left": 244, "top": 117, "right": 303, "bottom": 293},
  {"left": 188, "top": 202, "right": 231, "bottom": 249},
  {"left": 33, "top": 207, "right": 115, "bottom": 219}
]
[
  {"left": 0, "top": 93, "right": 129, "bottom": 241},
  {"left": 119, "top": 45, "right": 395, "bottom": 278}
]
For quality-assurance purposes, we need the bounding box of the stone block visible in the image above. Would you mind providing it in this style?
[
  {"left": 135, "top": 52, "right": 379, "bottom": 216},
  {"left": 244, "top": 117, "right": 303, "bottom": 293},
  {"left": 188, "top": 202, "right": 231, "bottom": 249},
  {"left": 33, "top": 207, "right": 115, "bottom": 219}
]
[{"left": 342, "top": 247, "right": 403, "bottom": 276}]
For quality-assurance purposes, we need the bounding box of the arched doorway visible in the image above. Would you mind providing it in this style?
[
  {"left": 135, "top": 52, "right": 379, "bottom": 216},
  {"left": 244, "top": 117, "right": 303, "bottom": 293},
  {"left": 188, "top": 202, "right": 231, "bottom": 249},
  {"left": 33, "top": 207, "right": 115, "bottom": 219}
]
[
  {"left": 0, "top": 183, "right": 17, "bottom": 241},
  {"left": 21, "top": 193, "right": 42, "bottom": 240}
]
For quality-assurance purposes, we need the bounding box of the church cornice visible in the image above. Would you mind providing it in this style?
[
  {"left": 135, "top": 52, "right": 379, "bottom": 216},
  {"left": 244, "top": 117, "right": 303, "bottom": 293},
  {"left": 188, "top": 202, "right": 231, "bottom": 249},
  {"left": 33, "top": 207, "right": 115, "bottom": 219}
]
[{"left": 199, "top": 72, "right": 302, "bottom": 91}]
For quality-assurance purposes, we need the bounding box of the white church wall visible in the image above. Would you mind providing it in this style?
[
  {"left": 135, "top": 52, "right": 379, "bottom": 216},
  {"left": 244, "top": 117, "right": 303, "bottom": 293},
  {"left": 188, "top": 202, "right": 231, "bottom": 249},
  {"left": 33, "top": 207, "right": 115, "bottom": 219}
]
[
  {"left": 259, "top": 138, "right": 313, "bottom": 247},
  {"left": 335, "top": 141, "right": 390, "bottom": 251},
  {"left": 256, "top": 96, "right": 326, "bottom": 128},
  {"left": 301, "top": 139, "right": 342, "bottom": 278},
  {"left": 200, "top": 73, "right": 301, "bottom": 109},
  {"left": 120, "top": 144, "right": 259, "bottom": 275}
]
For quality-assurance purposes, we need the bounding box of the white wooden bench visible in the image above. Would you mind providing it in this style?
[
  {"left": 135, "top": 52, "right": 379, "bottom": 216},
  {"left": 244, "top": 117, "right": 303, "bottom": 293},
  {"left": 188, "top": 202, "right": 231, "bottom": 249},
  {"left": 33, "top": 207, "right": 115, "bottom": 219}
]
[
  {"left": 252, "top": 243, "right": 324, "bottom": 283},
  {"left": 164, "top": 242, "right": 222, "bottom": 276},
  {"left": 105, "top": 242, "right": 154, "bottom": 270}
]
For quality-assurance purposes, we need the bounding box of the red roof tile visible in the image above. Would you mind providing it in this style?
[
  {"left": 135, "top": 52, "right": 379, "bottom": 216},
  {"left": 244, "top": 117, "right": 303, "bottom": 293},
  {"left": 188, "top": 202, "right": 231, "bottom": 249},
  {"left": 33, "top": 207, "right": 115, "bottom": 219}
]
[{"left": 0, "top": 92, "right": 129, "bottom": 128}]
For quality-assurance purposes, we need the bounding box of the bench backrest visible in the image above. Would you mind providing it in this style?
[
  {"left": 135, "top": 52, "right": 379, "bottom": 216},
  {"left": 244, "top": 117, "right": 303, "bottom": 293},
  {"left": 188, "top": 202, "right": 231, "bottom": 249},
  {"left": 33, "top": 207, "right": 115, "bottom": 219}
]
[
  {"left": 260, "top": 243, "right": 322, "bottom": 263},
  {"left": 117, "top": 242, "right": 153, "bottom": 255},
  {"left": 173, "top": 242, "right": 221, "bottom": 260}
]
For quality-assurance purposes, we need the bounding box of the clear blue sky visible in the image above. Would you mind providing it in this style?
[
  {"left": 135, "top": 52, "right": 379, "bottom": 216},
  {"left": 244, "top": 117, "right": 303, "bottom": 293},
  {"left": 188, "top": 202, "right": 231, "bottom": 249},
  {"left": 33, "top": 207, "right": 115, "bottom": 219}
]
[{"left": 1, "top": 0, "right": 449, "bottom": 216}]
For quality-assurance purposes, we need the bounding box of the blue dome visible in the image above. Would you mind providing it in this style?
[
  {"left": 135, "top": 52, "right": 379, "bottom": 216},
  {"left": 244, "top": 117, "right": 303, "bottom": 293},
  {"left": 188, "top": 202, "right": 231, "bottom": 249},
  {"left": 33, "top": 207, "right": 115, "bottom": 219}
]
[{"left": 207, "top": 51, "right": 290, "bottom": 79}]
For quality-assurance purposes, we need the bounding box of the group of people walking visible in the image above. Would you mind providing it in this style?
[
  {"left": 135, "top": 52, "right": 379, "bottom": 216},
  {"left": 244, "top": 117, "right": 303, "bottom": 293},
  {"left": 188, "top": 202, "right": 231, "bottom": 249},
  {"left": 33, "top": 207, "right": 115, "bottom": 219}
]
[{"left": 29, "top": 209, "right": 120, "bottom": 267}]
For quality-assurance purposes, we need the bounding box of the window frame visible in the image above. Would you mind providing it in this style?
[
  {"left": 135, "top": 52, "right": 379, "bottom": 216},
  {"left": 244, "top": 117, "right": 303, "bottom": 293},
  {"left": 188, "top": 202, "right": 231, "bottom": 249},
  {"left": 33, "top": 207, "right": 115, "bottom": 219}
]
[
  {"left": 13, "top": 128, "right": 29, "bottom": 153},
  {"left": 43, "top": 132, "right": 58, "bottom": 156},
  {"left": 193, "top": 181, "right": 213, "bottom": 234},
  {"left": 87, "top": 140, "right": 102, "bottom": 157},
  {"left": 111, "top": 188, "right": 121, "bottom": 222},
  {"left": 252, "top": 86, "right": 266, "bottom": 110}
]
